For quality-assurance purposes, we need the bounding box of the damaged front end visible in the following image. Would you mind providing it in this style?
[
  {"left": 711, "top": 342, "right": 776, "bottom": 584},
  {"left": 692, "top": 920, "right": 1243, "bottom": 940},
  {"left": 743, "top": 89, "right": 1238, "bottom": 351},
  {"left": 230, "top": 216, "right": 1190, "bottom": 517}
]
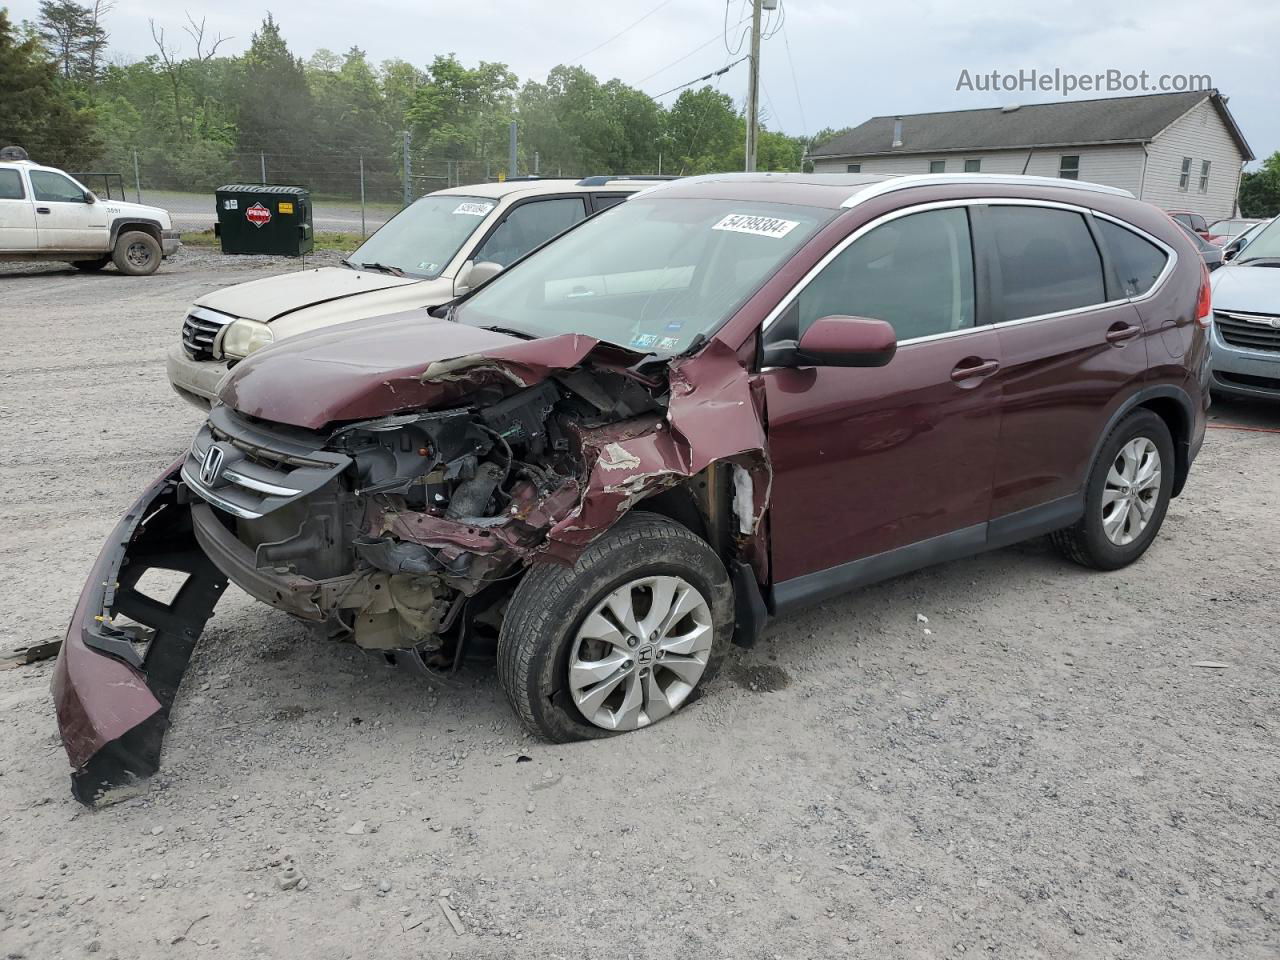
[{"left": 55, "top": 329, "right": 772, "bottom": 805}]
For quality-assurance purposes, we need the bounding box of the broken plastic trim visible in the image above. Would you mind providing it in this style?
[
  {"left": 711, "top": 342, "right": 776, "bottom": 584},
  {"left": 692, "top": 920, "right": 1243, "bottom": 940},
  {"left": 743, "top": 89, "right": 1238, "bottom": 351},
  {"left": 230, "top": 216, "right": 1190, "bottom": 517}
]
[{"left": 52, "top": 462, "right": 227, "bottom": 805}]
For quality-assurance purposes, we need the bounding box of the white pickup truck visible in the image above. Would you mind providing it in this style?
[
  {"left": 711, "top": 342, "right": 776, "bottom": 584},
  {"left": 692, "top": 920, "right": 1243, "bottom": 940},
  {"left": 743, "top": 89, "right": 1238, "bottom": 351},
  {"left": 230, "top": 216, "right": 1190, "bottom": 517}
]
[{"left": 0, "top": 155, "right": 180, "bottom": 275}]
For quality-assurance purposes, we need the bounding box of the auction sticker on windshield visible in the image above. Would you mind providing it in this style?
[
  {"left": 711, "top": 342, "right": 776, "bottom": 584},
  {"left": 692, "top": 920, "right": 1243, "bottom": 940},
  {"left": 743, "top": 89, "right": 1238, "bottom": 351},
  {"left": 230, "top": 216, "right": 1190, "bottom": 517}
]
[
  {"left": 453, "top": 201, "right": 495, "bottom": 216},
  {"left": 712, "top": 213, "right": 800, "bottom": 239}
]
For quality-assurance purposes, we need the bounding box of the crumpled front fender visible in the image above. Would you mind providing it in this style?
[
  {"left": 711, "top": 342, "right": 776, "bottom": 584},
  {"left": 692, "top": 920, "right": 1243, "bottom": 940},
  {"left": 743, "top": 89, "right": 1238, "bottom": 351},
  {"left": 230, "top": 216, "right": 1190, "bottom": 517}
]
[{"left": 53, "top": 461, "right": 227, "bottom": 805}]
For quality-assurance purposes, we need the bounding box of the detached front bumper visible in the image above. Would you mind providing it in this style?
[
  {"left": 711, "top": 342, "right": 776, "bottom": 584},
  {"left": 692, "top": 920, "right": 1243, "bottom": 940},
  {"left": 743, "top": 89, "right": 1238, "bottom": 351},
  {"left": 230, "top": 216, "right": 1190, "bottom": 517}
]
[
  {"left": 53, "top": 463, "right": 226, "bottom": 805},
  {"left": 166, "top": 342, "right": 229, "bottom": 409}
]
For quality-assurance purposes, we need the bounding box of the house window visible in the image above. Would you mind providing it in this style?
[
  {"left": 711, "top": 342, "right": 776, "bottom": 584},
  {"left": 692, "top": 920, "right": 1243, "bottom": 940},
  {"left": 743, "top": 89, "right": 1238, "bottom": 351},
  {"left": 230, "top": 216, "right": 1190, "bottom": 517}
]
[
  {"left": 929, "top": 160, "right": 945, "bottom": 173},
  {"left": 964, "top": 158, "right": 981, "bottom": 173},
  {"left": 1199, "top": 160, "right": 1211, "bottom": 193},
  {"left": 846, "top": 163, "right": 861, "bottom": 173},
  {"left": 1178, "top": 157, "right": 1191, "bottom": 191},
  {"left": 1058, "top": 155, "right": 1080, "bottom": 180}
]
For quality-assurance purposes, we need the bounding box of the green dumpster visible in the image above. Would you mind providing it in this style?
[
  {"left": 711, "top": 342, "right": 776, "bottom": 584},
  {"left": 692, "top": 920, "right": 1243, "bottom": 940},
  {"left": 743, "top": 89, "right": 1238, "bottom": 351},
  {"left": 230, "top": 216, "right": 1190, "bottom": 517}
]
[{"left": 214, "top": 184, "right": 313, "bottom": 256}]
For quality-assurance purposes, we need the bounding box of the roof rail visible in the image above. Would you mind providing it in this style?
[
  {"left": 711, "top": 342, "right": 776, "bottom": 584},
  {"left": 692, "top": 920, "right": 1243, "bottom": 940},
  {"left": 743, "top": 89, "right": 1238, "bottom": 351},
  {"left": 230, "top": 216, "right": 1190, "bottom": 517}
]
[
  {"left": 841, "top": 173, "right": 1134, "bottom": 208},
  {"left": 576, "top": 175, "right": 681, "bottom": 187}
]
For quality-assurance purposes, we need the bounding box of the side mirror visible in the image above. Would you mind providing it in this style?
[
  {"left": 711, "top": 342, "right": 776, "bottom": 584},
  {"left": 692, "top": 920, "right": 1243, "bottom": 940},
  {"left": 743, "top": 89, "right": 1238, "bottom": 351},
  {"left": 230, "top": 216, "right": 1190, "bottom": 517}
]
[
  {"left": 762, "top": 315, "right": 897, "bottom": 368},
  {"left": 454, "top": 260, "right": 503, "bottom": 295},
  {"left": 83, "top": 190, "right": 96, "bottom": 204}
]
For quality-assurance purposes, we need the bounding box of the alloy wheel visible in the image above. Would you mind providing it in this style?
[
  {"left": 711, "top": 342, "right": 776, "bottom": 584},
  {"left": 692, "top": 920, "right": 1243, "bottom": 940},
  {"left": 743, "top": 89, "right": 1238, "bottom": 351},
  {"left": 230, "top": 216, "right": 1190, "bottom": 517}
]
[
  {"left": 1101, "top": 436, "right": 1162, "bottom": 546},
  {"left": 568, "top": 575, "right": 713, "bottom": 731}
]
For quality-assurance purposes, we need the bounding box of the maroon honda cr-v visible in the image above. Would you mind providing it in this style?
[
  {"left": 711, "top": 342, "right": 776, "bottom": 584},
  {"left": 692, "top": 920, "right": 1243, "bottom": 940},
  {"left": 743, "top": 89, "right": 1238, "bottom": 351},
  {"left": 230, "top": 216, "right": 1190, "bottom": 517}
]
[{"left": 56, "top": 172, "right": 1210, "bottom": 803}]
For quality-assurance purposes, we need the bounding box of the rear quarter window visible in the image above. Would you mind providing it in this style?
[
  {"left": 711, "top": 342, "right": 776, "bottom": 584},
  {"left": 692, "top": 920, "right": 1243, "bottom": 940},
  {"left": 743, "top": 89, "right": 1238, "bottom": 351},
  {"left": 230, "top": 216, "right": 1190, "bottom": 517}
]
[
  {"left": 988, "top": 206, "right": 1106, "bottom": 321},
  {"left": 0, "top": 169, "right": 25, "bottom": 200},
  {"left": 1096, "top": 219, "right": 1170, "bottom": 297}
]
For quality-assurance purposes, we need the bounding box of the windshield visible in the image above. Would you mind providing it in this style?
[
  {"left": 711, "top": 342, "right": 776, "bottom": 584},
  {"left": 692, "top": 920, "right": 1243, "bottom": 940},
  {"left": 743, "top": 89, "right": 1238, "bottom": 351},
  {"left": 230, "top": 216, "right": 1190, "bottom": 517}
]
[
  {"left": 1236, "top": 218, "right": 1280, "bottom": 262},
  {"left": 455, "top": 197, "right": 833, "bottom": 355},
  {"left": 347, "top": 194, "right": 497, "bottom": 279}
]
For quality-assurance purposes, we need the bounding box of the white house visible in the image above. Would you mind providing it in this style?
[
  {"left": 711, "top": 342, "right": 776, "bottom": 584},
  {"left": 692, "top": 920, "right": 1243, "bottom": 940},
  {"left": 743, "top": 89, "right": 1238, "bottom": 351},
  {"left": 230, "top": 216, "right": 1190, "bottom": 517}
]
[{"left": 808, "top": 90, "right": 1253, "bottom": 219}]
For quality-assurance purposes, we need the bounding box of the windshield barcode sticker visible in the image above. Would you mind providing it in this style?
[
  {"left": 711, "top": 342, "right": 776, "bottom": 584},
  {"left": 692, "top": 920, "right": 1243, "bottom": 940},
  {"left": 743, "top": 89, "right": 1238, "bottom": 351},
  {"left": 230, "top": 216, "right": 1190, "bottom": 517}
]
[
  {"left": 712, "top": 214, "right": 799, "bottom": 238},
  {"left": 453, "top": 201, "right": 494, "bottom": 216}
]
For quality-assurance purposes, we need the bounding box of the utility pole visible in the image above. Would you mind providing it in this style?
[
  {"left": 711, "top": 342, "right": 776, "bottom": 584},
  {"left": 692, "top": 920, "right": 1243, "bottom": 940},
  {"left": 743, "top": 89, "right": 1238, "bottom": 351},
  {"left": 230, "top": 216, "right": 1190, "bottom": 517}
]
[
  {"left": 402, "top": 131, "right": 412, "bottom": 207},
  {"left": 508, "top": 121, "right": 518, "bottom": 179},
  {"left": 744, "top": 0, "right": 763, "bottom": 172}
]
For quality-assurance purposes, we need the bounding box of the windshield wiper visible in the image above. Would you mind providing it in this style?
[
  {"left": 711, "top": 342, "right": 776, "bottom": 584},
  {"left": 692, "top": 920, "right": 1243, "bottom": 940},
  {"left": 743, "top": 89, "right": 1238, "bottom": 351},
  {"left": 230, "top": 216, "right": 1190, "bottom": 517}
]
[
  {"left": 480, "top": 325, "right": 535, "bottom": 340},
  {"left": 343, "top": 259, "right": 405, "bottom": 276}
]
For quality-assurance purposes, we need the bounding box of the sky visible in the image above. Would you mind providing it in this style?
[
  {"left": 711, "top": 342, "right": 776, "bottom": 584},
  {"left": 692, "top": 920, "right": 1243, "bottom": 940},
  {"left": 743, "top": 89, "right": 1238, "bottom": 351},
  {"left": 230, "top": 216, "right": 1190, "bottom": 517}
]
[{"left": 8, "top": 0, "right": 1279, "bottom": 165}]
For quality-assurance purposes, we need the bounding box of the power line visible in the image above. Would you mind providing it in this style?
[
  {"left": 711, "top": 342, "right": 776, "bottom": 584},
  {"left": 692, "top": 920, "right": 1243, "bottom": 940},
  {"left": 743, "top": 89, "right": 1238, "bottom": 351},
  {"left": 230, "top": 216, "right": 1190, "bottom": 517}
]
[
  {"left": 564, "top": 0, "right": 678, "bottom": 66},
  {"left": 780, "top": 15, "right": 808, "bottom": 136},
  {"left": 635, "top": 14, "right": 751, "bottom": 86},
  {"left": 650, "top": 55, "right": 748, "bottom": 100}
]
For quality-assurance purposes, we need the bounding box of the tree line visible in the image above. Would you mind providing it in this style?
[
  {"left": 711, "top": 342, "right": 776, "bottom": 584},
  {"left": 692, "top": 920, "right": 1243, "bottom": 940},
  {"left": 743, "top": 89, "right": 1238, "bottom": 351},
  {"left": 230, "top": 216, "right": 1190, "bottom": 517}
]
[{"left": 1, "top": 4, "right": 853, "bottom": 201}]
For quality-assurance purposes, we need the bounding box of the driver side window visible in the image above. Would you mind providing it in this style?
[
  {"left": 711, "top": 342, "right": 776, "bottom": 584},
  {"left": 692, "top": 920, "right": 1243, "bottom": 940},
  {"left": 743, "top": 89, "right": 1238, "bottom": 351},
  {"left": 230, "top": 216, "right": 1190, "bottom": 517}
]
[
  {"left": 474, "top": 197, "right": 586, "bottom": 267},
  {"left": 30, "top": 170, "right": 88, "bottom": 203},
  {"left": 789, "top": 207, "right": 975, "bottom": 342}
]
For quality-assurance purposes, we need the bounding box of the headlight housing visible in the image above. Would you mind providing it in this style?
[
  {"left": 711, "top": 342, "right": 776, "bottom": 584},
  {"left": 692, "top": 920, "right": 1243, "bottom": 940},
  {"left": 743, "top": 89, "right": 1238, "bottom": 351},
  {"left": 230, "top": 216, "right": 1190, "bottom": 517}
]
[{"left": 220, "top": 319, "right": 274, "bottom": 359}]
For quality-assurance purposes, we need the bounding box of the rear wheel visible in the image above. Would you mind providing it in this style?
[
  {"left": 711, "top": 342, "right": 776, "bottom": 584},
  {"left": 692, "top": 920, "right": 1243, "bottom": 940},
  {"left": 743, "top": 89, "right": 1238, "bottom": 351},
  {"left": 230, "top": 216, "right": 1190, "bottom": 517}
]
[
  {"left": 1051, "top": 409, "right": 1174, "bottom": 570},
  {"left": 112, "top": 230, "right": 161, "bottom": 276},
  {"left": 73, "top": 256, "right": 110, "bottom": 272},
  {"left": 497, "top": 511, "right": 734, "bottom": 742}
]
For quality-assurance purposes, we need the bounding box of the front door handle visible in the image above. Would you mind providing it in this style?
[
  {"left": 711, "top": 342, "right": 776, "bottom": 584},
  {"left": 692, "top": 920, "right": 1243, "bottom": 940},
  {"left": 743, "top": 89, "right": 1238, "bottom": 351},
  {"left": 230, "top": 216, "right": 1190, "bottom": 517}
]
[
  {"left": 1105, "top": 323, "right": 1142, "bottom": 345},
  {"left": 36, "top": 206, "right": 51, "bottom": 214},
  {"left": 950, "top": 358, "right": 1000, "bottom": 383}
]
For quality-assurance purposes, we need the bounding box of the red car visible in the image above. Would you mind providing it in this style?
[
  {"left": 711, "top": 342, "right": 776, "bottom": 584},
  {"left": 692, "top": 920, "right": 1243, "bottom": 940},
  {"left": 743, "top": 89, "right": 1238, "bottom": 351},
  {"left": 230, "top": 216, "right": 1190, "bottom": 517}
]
[
  {"left": 55, "top": 173, "right": 1211, "bottom": 803},
  {"left": 1169, "top": 210, "right": 1217, "bottom": 244}
]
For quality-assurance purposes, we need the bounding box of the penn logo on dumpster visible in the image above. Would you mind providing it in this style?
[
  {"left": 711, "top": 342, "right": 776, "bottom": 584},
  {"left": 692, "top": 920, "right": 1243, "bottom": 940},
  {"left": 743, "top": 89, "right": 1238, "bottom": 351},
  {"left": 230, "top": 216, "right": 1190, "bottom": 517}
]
[{"left": 245, "top": 202, "right": 272, "bottom": 228}]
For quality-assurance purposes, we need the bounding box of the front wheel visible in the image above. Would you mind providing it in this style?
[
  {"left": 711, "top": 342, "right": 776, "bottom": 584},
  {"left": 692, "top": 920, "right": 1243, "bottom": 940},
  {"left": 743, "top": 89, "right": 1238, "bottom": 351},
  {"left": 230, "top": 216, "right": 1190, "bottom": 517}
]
[
  {"left": 1051, "top": 409, "right": 1175, "bottom": 570},
  {"left": 112, "top": 230, "right": 161, "bottom": 276},
  {"left": 497, "top": 512, "right": 734, "bottom": 742}
]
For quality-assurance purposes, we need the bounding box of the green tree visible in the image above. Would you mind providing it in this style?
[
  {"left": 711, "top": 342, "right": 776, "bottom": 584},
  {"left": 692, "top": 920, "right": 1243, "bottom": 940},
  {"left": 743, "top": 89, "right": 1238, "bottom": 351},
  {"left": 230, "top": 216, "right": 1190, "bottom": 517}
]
[
  {"left": 0, "top": 8, "right": 100, "bottom": 166},
  {"left": 407, "top": 54, "right": 517, "bottom": 179},
  {"left": 665, "top": 86, "right": 741, "bottom": 174},
  {"left": 1239, "top": 152, "right": 1280, "bottom": 218},
  {"left": 236, "top": 14, "right": 313, "bottom": 177}
]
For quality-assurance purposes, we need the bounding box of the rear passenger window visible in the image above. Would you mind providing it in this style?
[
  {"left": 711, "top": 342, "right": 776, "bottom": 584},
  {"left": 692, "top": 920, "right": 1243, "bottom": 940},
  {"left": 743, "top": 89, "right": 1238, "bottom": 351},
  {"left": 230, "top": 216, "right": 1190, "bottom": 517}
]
[
  {"left": 1096, "top": 219, "right": 1169, "bottom": 297},
  {"left": 989, "top": 206, "right": 1105, "bottom": 320},
  {"left": 0, "top": 169, "right": 25, "bottom": 199},
  {"left": 789, "top": 207, "right": 975, "bottom": 342}
]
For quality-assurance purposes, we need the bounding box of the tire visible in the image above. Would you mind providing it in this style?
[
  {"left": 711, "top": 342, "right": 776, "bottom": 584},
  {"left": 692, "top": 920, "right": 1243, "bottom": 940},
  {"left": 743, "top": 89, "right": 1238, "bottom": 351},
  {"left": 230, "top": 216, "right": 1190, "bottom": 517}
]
[
  {"left": 1051, "top": 409, "right": 1175, "bottom": 570},
  {"left": 73, "top": 256, "right": 110, "bottom": 272},
  {"left": 497, "top": 511, "right": 734, "bottom": 742},
  {"left": 111, "top": 230, "right": 161, "bottom": 276}
]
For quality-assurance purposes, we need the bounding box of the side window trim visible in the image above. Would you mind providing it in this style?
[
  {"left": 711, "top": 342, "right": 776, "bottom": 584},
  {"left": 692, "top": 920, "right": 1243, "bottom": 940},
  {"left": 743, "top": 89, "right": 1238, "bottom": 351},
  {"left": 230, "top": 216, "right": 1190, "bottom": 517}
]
[
  {"left": 760, "top": 200, "right": 984, "bottom": 348},
  {"left": 0, "top": 167, "right": 28, "bottom": 200}
]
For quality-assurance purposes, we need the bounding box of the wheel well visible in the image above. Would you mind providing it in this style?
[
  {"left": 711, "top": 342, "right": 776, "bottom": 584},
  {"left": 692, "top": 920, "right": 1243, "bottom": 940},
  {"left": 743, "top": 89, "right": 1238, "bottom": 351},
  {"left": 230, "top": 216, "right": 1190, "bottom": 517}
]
[
  {"left": 634, "top": 486, "right": 711, "bottom": 544},
  {"left": 1136, "top": 396, "right": 1191, "bottom": 496},
  {"left": 114, "top": 221, "right": 161, "bottom": 244}
]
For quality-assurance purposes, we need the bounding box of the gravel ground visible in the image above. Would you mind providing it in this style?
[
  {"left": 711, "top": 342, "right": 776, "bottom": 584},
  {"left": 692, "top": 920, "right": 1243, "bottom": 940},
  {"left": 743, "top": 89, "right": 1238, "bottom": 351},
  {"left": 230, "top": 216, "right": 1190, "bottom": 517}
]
[{"left": 1, "top": 252, "right": 1278, "bottom": 960}]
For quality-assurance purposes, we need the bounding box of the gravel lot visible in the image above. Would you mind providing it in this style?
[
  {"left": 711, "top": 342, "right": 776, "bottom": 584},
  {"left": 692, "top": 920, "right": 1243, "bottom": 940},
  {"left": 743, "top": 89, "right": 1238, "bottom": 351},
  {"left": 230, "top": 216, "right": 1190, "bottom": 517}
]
[{"left": 1, "top": 251, "right": 1278, "bottom": 960}]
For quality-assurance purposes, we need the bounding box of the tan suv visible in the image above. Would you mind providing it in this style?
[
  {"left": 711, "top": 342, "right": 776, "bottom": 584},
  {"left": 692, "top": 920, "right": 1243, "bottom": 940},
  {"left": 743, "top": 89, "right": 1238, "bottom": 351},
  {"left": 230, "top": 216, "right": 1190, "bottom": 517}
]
[{"left": 167, "top": 177, "right": 660, "bottom": 407}]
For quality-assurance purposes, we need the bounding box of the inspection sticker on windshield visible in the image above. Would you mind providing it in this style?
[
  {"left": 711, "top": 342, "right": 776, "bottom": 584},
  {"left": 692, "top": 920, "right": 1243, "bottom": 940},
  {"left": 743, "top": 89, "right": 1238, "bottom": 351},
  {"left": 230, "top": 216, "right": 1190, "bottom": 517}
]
[
  {"left": 712, "top": 213, "right": 800, "bottom": 239},
  {"left": 453, "top": 201, "right": 494, "bottom": 216}
]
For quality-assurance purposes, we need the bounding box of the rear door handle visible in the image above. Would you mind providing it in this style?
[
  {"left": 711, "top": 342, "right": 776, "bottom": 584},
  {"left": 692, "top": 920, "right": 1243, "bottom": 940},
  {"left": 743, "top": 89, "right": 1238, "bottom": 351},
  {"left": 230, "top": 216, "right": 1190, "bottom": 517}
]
[
  {"left": 36, "top": 207, "right": 51, "bottom": 214},
  {"left": 1105, "top": 323, "right": 1141, "bottom": 345},
  {"left": 950, "top": 358, "right": 1000, "bottom": 383}
]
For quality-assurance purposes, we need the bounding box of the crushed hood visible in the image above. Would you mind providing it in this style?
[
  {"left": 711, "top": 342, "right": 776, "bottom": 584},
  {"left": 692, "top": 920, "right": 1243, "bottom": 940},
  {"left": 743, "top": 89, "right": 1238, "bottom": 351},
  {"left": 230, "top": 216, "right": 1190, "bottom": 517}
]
[
  {"left": 194, "top": 266, "right": 421, "bottom": 324},
  {"left": 218, "top": 310, "right": 607, "bottom": 428}
]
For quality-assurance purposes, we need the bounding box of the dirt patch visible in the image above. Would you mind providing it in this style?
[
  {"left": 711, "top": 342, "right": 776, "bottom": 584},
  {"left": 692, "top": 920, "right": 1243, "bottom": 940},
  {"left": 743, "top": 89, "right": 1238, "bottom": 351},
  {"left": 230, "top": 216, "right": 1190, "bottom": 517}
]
[{"left": 728, "top": 659, "right": 793, "bottom": 692}]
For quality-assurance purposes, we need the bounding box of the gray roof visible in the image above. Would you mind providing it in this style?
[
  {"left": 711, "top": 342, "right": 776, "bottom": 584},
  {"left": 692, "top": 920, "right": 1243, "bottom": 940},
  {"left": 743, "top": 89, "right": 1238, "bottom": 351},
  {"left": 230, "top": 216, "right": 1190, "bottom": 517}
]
[{"left": 810, "top": 91, "right": 1253, "bottom": 161}]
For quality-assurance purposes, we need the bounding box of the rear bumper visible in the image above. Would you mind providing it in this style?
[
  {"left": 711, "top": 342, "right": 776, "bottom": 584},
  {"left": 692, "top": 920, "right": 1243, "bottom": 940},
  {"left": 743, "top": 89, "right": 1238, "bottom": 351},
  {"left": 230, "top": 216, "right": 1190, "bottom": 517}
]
[
  {"left": 1209, "top": 323, "right": 1280, "bottom": 400},
  {"left": 53, "top": 464, "right": 226, "bottom": 805},
  {"left": 166, "top": 342, "right": 228, "bottom": 409}
]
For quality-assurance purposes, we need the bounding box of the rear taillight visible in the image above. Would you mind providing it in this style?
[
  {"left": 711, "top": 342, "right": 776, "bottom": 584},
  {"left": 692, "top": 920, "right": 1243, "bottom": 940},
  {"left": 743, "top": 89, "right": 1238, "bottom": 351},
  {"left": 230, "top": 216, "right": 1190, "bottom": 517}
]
[{"left": 1195, "top": 262, "right": 1212, "bottom": 328}]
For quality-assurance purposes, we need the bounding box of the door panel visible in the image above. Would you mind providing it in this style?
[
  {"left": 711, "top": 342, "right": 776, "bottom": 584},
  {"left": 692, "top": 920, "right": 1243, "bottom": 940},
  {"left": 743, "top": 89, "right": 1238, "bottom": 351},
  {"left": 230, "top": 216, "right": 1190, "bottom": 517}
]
[
  {"left": 981, "top": 205, "right": 1152, "bottom": 518},
  {"left": 765, "top": 329, "right": 1003, "bottom": 583},
  {"left": 30, "top": 170, "right": 107, "bottom": 250},
  {"left": 0, "top": 169, "right": 36, "bottom": 251}
]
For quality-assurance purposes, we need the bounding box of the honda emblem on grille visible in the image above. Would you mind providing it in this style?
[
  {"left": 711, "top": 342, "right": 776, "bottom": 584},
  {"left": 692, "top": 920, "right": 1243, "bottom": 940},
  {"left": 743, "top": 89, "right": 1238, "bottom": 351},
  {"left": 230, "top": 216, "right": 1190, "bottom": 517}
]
[{"left": 200, "top": 445, "right": 226, "bottom": 486}]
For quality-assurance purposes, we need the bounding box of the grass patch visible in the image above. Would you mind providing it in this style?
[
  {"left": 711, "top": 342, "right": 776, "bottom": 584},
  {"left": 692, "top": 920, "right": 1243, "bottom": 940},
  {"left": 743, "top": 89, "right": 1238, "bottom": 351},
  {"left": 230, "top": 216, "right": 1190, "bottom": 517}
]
[{"left": 181, "top": 229, "right": 363, "bottom": 253}]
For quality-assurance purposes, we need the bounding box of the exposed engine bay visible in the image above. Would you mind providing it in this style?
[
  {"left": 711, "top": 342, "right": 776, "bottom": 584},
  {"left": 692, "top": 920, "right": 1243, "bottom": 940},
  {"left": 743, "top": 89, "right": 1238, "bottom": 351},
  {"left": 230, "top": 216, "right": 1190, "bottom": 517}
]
[{"left": 185, "top": 366, "right": 665, "bottom": 663}]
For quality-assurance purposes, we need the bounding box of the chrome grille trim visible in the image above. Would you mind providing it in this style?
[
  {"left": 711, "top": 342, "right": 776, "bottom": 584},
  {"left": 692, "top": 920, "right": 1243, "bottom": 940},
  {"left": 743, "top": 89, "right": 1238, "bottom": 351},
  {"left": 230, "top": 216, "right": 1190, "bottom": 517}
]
[
  {"left": 1215, "top": 311, "right": 1280, "bottom": 352},
  {"left": 181, "top": 307, "right": 234, "bottom": 360}
]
